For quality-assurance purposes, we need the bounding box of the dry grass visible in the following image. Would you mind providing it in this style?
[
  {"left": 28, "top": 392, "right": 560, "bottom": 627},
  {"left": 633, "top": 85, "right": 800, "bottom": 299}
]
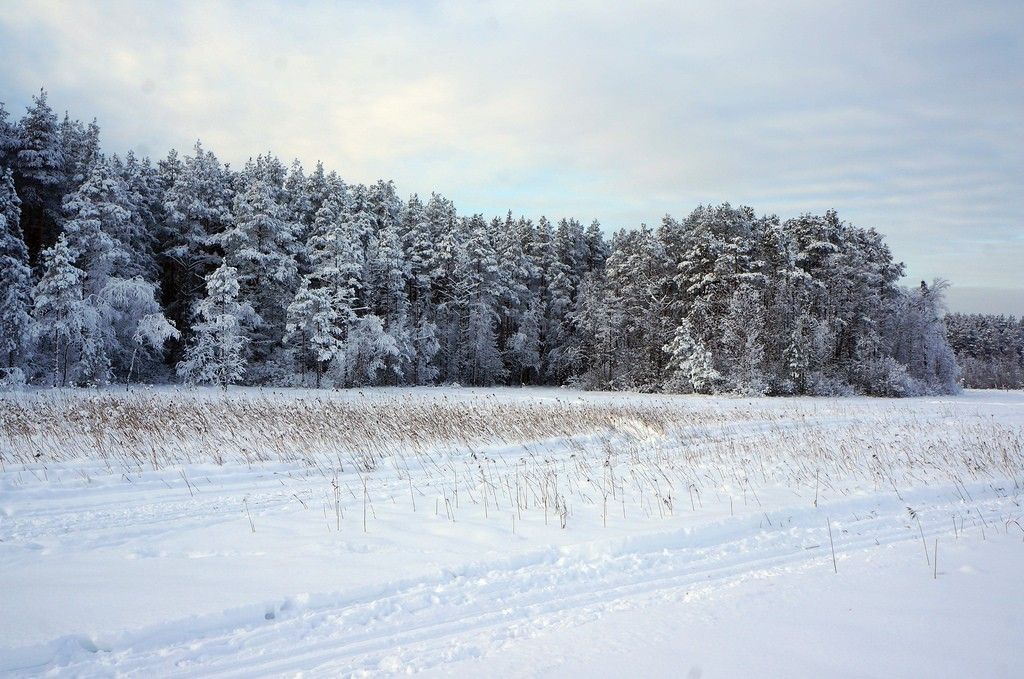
[{"left": 1, "top": 388, "right": 1021, "bottom": 532}]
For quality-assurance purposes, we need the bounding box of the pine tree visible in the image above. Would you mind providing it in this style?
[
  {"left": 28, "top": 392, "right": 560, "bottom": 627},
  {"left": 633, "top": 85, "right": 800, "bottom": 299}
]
[
  {"left": 177, "top": 263, "right": 254, "bottom": 387},
  {"left": 303, "top": 161, "right": 339, "bottom": 227},
  {"left": 284, "top": 279, "right": 342, "bottom": 387},
  {"left": 505, "top": 299, "right": 541, "bottom": 384},
  {"left": 218, "top": 168, "right": 300, "bottom": 381},
  {"left": 894, "top": 279, "right": 960, "bottom": 394},
  {"left": 161, "top": 141, "right": 234, "bottom": 352},
  {"left": 451, "top": 216, "right": 505, "bottom": 385},
  {"left": 0, "top": 168, "right": 33, "bottom": 372},
  {"left": 600, "top": 225, "right": 674, "bottom": 390},
  {"left": 410, "top": 314, "right": 440, "bottom": 385},
  {"left": 333, "top": 315, "right": 400, "bottom": 387},
  {"left": 62, "top": 158, "right": 134, "bottom": 288},
  {"left": 307, "top": 193, "right": 363, "bottom": 317},
  {"left": 401, "top": 194, "right": 434, "bottom": 294},
  {"left": 0, "top": 102, "right": 17, "bottom": 167},
  {"left": 112, "top": 152, "right": 162, "bottom": 281},
  {"left": 367, "top": 212, "right": 413, "bottom": 383},
  {"left": 284, "top": 160, "right": 311, "bottom": 228},
  {"left": 60, "top": 157, "right": 174, "bottom": 384},
  {"left": 663, "top": 320, "right": 721, "bottom": 394},
  {"left": 60, "top": 114, "right": 101, "bottom": 186},
  {"left": 301, "top": 193, "right": 367, "bottom": 386},
  {"left": 401, "top": 194, "right": 441, "bottom": 383},
  {"left": 14, "top": 89, "right": 67, "bottom": 258},
  {"left": 566, "top": 272, "right": 619, "bottom": 388},
  {"left": 584, "top": 219, "right": 609, "bottom": 272},
  {"left": 721, "top": 284, "right": 769, "bottom": 396},
  {"left": 783, "top": 314, "right": 809, "bottom": 394},
  {"left": 31, "top": 233, "right": 87, "bottom": 386}
]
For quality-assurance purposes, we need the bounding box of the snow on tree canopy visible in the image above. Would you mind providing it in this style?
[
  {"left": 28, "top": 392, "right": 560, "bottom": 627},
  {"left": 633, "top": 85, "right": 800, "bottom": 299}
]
[{"left": 0, "top": 88, "right": 967, "bottom": 395}]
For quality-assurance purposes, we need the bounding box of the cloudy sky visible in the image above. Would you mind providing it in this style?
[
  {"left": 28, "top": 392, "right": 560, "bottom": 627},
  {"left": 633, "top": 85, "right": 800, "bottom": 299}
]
[{"left": 1, "top": 1, "right": 1021, "bottom": 313}]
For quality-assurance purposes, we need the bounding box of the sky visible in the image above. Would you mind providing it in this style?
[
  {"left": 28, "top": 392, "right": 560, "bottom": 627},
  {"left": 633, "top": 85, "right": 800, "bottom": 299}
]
[{"left": 1, "top": 0, "right": 1021, "bottom": 314}]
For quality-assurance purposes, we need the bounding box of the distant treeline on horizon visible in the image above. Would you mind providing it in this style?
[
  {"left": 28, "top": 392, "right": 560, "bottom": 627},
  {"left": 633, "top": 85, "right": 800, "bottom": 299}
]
[
  {"left": 946, "top": 314, "right": 1024, "bottom": 389},
  {"left": 2, "top": 88, "right": 1013, "bottom": 396}
]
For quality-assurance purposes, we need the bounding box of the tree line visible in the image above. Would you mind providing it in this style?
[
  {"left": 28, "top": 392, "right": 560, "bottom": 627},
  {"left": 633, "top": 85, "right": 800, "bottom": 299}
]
[
  {"left": 1, "top": 89, "right": 963, "bottom": 395},
  {"left": 946, "top": 313, "right": 1024, "bottom": 389}
]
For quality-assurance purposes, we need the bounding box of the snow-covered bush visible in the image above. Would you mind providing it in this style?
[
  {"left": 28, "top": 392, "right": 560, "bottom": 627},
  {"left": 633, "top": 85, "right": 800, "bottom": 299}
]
[{"left": 0, "top": 366, "right": 26, "bottom": 391}]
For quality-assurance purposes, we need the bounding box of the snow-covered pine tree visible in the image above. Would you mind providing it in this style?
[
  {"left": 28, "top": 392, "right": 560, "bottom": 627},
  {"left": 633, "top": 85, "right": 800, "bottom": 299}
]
[
  {"left": 409, "top": 314, "right": 441, "bottom": 385},
  {"left": 400, "top": 194, "right": 440, "bottom": 384},
  {"left": 330, "top": 314, "right": 399, "bottom": 387},
  {"left": 283, "top": 160, "right": 311, "bottom": 231},
  {"left": 62, "top": 158, "right": 134, "bottom": 287},
  {"left": 31, "top": 233, "right": 87, "bottom": 386},
  {"left": 0, "top": 168, "right": 33, "bottom": 374},
  {"left": 177, "top": 263, "right": 254, "bottom": 387},
  {"left": 600, "top": 224, "right": 674, "bottom": 390},
  {"left": 505, "top": 298, "right": 542, "bottom": 384},
  {"left": 452, "top": 215, "right": 505, "bottom": 385},
  {"left": 307, "top": 193, "right": 363, "bottom": 302},
  {"left": 303, "top": 192, "right": 394, "bottom": 387},
  {"left": 542, "top": 264, "right": 575, "bottom": 382},
  {"left": 783, "top": 314, "right": 810, "bottom": 394},
  {"left": 423, "top": 193, "right": 460, "bottom": 381},
  {"left": 161, "top": 141, "right": 234, "bottom": 354},
  {"left": 60, "top": 114, "right": 101, "bottom": 187},
  {"left": 464, "top": 300, "right": 504, "bottom": 386},
  {"left": 0, "top": 102, "right": 17, "bottom": 168},
  {"left": 303, "top": 161, "right": 340, "bottom": 228},
  {"left": 219, "top": 163, "right": 300, "bottom": 382},
  {"left": 584, "top": 219, "right": 609, "bottom": 273},
  {"left": 663, "top": 319, "right": 721, "bottom": 394},
  {"left": 401, "top": 194, "right": 434, "bottom": 296},
  {"left": 111, "top": 152, "right": 162, "bottom": 282},
  {"left": 720, "top": 285, "right": 769, "bottom": 396},
  {"left": 564, "top": 271, "right": 618, "bottom": 388},
  {"left": 60, "top": 157, "right": 175, "bottom": 383},
  {"left": 493, "top": 214, "right": 541, "bottom": 384},
  {"left": 284, "top": 278, "right": 342, "bottom": 387},
  {"left": 892, "top": 279, "right": 960, "bottom": 394},
  {"left": 14, "top": 90, "right": 67, "bottom": 259},
  {"left": 555, "top": 217, "right": 590, "bottom": 291},
  {"left": 533, "top": 216, "right": 574, "bottom": 383},
  {"left": 366, "top": 209, "right": 413, "bottom": 383}
]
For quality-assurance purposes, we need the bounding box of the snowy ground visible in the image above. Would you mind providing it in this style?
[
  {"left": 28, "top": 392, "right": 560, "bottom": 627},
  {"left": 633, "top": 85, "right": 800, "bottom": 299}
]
[{"left": 0, "top": 387, "right": 1022, "bottom": 677}]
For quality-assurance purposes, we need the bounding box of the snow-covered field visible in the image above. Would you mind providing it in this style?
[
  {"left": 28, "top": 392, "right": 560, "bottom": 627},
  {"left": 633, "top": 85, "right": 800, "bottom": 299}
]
[{"left": 1, "top": 387, "right": 1022, "bottom": 677}]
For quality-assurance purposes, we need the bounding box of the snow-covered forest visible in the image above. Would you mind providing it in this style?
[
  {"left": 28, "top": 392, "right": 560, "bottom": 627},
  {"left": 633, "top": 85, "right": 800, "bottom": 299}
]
[
  {"left": 1, "top": 90, "right": 963, "bottom": 396},
  {"left": 947, "top": 313, "right": 1024, "bottom": 389}
]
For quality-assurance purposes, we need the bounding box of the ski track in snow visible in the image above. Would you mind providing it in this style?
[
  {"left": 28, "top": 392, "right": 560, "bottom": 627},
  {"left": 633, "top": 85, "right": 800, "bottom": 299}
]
[{"left": 6, "top": 487, "right": 1011, "bottom": 677}]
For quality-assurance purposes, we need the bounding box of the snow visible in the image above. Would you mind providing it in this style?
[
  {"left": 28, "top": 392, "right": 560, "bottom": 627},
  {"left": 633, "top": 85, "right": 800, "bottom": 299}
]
[
  {"left": 437, "top": 534, "right": 1024, "bottom": 679},
  {"left": 0, "top": 388, "right": 1022, "bottom": 676}
]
